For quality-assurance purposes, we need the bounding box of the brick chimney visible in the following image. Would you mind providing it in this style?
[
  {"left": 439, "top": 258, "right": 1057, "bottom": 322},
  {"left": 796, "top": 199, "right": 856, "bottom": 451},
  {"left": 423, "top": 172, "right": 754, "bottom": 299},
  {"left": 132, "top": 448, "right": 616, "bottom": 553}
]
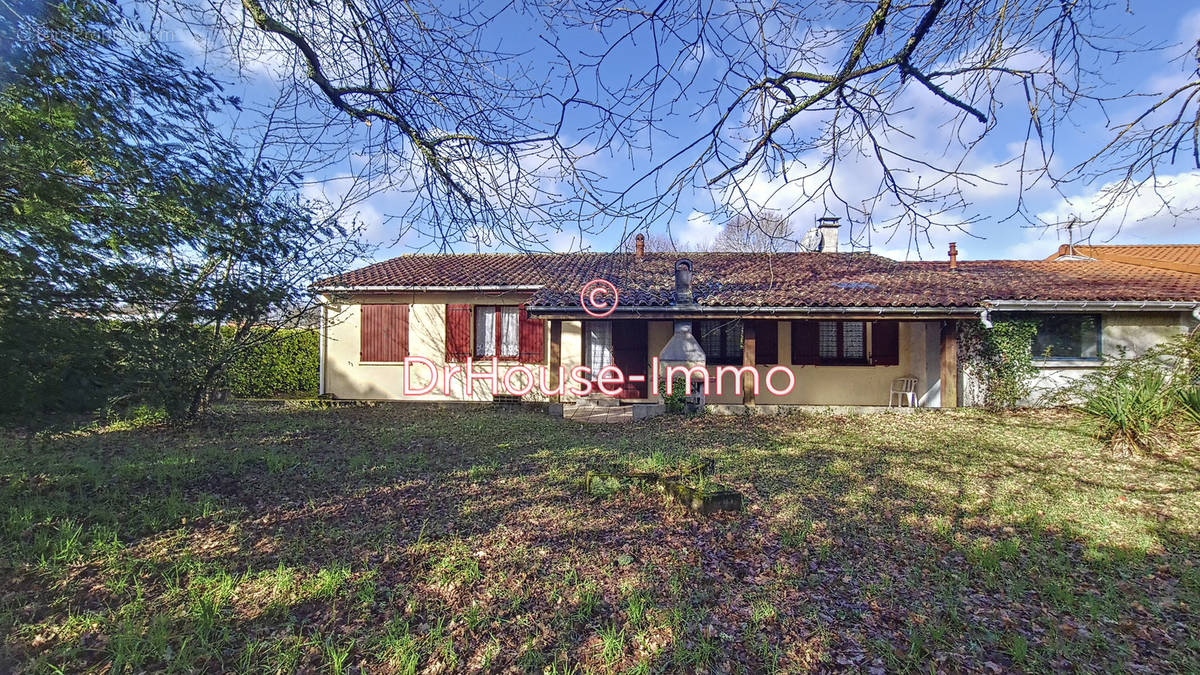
[
  {"left": 635, "top": 233, "right": 645, "bottom": 260},
  {"left": 948, "top": 242, "right": 958, "bottom": 270},
  {"left": 817, "top": 216, "right": 840, "bottom": 252}
]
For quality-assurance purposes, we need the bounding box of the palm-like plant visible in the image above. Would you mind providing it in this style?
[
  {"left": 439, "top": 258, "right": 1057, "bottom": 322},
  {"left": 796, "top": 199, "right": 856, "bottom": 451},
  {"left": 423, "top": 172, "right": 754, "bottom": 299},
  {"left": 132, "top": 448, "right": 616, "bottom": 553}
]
[
  {"left": 1178, "top": 387, "right": 1200, "bottom": 426},
  {"left": 1081, "top": 370, "right": 1175, "bottom": 452}
]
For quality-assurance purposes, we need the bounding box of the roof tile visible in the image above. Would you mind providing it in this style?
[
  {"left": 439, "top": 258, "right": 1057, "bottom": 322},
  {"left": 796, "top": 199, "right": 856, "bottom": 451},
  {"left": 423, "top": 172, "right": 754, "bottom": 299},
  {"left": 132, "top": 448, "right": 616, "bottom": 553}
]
[{"left": 314, "top": 251, "right": 1200, "bottom": 308}]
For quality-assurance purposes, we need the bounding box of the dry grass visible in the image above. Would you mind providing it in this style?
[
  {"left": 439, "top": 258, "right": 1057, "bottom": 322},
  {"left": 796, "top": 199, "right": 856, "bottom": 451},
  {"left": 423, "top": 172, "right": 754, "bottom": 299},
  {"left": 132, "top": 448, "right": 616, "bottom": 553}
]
[{"left": 1, "top": 403, "right": 1197, "bottom": 672}]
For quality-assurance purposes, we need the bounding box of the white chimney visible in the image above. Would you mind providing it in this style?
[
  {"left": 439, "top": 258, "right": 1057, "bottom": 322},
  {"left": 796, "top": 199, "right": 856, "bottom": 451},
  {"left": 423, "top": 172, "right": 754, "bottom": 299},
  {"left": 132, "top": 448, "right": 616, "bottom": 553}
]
[{"left": 817, "top": 216, "right": 840, "bottom": 252}]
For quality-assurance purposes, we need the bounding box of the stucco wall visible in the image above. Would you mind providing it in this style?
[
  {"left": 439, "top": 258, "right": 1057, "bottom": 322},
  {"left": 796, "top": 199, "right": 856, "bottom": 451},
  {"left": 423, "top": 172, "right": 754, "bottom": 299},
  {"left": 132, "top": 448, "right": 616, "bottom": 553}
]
[
  {"left": 323, "top": 302, "right": 1197, "bottom": 407},
  {"left": 648, "top": 320, "right": 938, "bottom": 407},
  {"left": 1025, "top": 311, "right": 1197, "bottom": 398},
  {"left": 323, "top": 292, "right": 584, "bottom": 401}
]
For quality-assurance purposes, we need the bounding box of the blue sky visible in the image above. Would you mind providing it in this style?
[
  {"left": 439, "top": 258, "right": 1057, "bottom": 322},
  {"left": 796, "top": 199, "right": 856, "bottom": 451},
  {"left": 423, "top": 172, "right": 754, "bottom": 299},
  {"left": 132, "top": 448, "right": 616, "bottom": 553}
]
[{"left": 166, "top": 2, "right": 1200, "bottom": 265}]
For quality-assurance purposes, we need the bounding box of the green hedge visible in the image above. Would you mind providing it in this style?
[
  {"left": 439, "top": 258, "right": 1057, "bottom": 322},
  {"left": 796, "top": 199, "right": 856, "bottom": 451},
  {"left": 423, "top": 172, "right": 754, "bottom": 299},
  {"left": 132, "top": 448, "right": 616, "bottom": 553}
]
[{"left": 220, "top": 328, "right": 319, "bottom": 398}]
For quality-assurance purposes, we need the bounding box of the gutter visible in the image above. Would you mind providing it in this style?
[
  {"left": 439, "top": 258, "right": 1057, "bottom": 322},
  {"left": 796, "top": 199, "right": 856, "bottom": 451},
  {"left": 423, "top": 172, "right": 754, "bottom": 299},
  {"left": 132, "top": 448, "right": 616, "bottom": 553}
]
[
  {"left": 317, "top": 294, "right": 328, "bottom": 396},
  {"left": 983, "top": 300, "right": 1200, "bottom": 312},
  {"left": 528, "top": 305, "right": 984, "bottom": 320},
  {"left": 311, "top": 284, "right": 543, "bottom": 293}
]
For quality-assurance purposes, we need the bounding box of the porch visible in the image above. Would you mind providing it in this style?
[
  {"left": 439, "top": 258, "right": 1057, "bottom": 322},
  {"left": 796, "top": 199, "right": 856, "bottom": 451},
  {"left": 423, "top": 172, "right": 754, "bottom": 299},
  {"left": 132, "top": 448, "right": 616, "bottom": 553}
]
[{"left": 544, "top": 316, "right": 966, "bottom": 409}]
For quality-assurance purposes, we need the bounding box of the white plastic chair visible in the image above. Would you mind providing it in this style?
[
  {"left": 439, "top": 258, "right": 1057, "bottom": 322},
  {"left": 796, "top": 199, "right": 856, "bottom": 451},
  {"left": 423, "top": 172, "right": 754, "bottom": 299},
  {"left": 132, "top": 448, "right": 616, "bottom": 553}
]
[{"left": 889, "top": 376, "right": 919, "bottom": 408}]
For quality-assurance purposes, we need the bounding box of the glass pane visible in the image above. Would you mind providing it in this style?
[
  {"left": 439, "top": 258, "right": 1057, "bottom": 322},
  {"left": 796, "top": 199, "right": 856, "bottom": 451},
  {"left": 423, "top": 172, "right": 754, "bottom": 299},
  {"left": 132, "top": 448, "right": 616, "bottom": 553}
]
[
  {"left": 723, "top": 321, "right": 744, "bottom": 363},
  {"left": 696, "top": 321, "right": 723, "bottom": 360},
  {"left": 842, "top": 322, "right": 865, "bottom": 361},
  {"left": 1079, "top": 316, "right": 1099, "bottom": 358},
  {"left": 586, "top": 321, "right": 613, "bottom": 371},
  {"left": 474, "top": 306, "right": 496, "bottom": 356},
  {"left": 499, "top": 307, "right": 519, "bottom": 357},
  {"left": 818, "top": 322, "right": 838, "bottom": 360},
  {"left": 1032, "top": 314, "right": 1099, "bottom": 359}
]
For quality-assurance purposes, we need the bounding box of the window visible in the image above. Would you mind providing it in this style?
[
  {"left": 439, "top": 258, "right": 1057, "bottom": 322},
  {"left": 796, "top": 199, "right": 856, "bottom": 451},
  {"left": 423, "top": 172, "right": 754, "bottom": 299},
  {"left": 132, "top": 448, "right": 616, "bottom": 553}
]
[
  {"left": 360, "top": 304, "right": 409, "bottom": 362},
  {"left": 1007, "top": 313, "right": 1101, "bottom": 360},
  {"left": 792, "top": 320, "right": 873, "bottom": 365},
  {"left": 694, "top": 320, "right": 743, "bottom": 365},
  {"left": 474, "top": 305, "right": 520, "bottom": 358},
  {"left": 585, "top": 321, "right": 614, "bottom": 371},
  {"left": 819, "top": 320, "right": 867, "bottom": 364}
]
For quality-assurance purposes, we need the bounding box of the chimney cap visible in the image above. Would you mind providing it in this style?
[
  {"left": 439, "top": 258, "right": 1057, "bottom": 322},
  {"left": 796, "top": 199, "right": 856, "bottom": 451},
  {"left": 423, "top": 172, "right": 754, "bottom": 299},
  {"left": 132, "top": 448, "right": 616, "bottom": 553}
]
[
  {"left": 817, "top": 215, "right": 841, "bottom": 227},
  {"left": 673, "top": 258, "right": 695, "bottom": 305}
]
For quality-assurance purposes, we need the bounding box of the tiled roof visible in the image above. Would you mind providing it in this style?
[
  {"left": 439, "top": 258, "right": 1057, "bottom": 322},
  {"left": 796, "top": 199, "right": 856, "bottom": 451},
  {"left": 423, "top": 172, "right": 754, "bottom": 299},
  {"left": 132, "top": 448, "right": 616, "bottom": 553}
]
[
  {"left": 312, "top": 252, "right": 606, "bottom": 288},
  {"left": 1045, "top": 244, "right": 1200, "bottom": 274},
  {"left": 314, "top": 251, "right": 1200, "bottom": 309}
]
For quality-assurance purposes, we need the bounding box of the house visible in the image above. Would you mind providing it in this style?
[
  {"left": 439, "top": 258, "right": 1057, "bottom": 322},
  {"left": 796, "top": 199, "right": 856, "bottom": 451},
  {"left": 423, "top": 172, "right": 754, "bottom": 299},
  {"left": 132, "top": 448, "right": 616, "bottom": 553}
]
[{"left": 312, "top": 227, "right": 1200, "bottom": 410}]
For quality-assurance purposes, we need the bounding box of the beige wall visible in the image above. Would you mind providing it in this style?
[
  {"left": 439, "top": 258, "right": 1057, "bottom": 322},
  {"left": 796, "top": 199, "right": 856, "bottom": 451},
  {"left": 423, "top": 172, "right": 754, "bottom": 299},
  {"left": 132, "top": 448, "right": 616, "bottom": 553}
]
[
  {"left": 647, "top": 320, "right": 936, "bottom": 407},
  {"left": 323, "top": 292, "right": 583, "bottom": 402},
  {"left": 323, "top": 301, "right": 1197, "bottom": 407},
  {"left": 325, "top": 303, "right": 933, "bottom": 406}
]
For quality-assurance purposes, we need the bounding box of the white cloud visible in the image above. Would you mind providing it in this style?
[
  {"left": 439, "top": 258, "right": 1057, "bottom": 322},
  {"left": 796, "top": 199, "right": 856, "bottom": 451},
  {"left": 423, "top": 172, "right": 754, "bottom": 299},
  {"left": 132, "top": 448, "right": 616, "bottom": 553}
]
[
  {"left": 676, "top": 211, "right": 723, "bottom": 249},
  {"left": 999, "top": 170, "right": 1200, "bottom": 259},
  {"left": 1180, "top": 8, "right": 1200, "bottom": 44},
  {"left": 548, "top": 229, "right": 593, "bottom": 253}
]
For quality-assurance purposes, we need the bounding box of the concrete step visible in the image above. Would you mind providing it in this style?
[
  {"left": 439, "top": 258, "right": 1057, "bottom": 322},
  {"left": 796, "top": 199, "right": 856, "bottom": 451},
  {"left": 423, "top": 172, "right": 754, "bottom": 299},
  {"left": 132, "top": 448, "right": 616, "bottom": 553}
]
[
  {"left": 574, "top": 393, "right": 621, "bottom": 408},
  {"left": 562, "top": 402, "right": 667, "bottom": 423},
  {"left": 564, "top": 406, "right": 633, "bottom": 423}
]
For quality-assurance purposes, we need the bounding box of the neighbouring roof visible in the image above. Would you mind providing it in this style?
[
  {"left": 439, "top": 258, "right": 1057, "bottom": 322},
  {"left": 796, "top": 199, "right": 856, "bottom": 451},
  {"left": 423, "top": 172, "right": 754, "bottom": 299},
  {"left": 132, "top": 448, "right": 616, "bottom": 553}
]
[
  {"left": 1045, "top": 244, "right": 1200, "bottom": 274},
  {"left": 313, "top": 251, "right": 1200, "bottom": 311}
]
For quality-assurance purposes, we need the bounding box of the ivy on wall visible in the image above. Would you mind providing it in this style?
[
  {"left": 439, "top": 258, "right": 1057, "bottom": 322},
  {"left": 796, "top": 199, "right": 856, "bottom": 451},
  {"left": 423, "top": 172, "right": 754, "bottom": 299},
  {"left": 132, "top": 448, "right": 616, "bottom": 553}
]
[{"left": 960, "top": 320, "right": 1039, "bottom": 410}]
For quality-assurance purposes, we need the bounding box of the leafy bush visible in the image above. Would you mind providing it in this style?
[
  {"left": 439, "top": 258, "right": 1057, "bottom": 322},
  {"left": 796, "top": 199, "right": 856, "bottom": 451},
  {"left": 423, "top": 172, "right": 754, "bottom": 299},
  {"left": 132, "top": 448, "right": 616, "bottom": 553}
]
[
  {"left": 960, "top": 320, "right": 1039, "bottom": 409},
  {"left": 658, "top": 377, "right": 689, "bottom": 414},
  {"left": 220, "top": 328, "right": 319, "bottom": 398},
  {"left": 0, "top": 317, "right": 128, "bottom": 417},
  {"left": 1052, "top": 331, "right": 1199, "bottom": 450},
  {"left": 0, "top": 321, "right": 318, "bottom": 421},
  {"left": 1178, "top": 387, "right": 1200, "bottom": 426},
  {"left": 1081, "top": 370, "right": 1175, "bottom": 452}
]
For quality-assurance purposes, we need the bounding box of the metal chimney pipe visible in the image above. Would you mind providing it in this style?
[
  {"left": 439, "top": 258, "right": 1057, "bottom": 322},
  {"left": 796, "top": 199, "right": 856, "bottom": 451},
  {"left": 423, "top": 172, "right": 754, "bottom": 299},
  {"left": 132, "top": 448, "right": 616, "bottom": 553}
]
[{"left": 673, "top": 259, "right": 694, "bottom": 305}]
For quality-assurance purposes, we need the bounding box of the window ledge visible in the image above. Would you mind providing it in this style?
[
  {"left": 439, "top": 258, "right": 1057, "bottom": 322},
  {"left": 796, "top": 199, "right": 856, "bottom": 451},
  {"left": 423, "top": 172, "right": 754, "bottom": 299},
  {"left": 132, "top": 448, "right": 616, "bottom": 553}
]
[{"left": 1033, "top": 359, "right": 1102, "bottom": 368}]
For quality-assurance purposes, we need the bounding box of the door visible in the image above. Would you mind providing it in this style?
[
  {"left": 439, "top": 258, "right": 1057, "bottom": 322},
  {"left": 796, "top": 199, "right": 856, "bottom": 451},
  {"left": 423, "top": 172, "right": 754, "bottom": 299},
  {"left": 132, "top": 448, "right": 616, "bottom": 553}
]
[
  {"left": 612, "top": 320, "right": 649, "bottom": 398},
  {"left": 585, "top": 320, "right": 648, "bottom": 398}
]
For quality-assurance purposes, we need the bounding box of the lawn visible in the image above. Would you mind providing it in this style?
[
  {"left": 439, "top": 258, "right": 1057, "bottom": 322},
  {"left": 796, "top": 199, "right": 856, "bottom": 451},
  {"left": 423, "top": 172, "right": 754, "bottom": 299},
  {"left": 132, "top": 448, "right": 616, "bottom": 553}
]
[{"left": 1, "top": 403, "right": 1198, "bottom": 672}]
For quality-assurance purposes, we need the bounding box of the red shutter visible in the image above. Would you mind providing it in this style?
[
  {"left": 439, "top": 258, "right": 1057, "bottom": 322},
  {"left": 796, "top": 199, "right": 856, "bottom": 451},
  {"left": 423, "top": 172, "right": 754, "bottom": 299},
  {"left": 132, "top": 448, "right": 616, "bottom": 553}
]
[
  {"left": 445, "top": 304, "right": 472, "bottom": 362},
  {"left": 871, "top": 321, "right": 900, "bottom": 366},
  {"left": 518, "top": 305, "right": 545, "bottom": 363},
  {"left": 791, "top": 320, "right": 820, "bottom": 365},
  {"left": 361, "top": 304, "right": 408, "bottom": 362},
  {"left": 753, "top": 320, "right": 778, "bottom": 365}
]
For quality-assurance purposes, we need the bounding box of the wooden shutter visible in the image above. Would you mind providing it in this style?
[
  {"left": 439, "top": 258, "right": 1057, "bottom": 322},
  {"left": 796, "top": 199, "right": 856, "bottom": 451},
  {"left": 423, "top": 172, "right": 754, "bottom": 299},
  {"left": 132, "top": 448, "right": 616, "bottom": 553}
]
[
  {"left": 518, "top": 305, "right": 545, "bottom": 363},
  {"left": 445, "top": 304, "right": 472, "bottom": 362},
  {"left": 871, "top": 321, "right": 900, "bottom": 366},
  {"left": 791, "top": 320, "right": 820, "bottom": 365},
  {"left": 360, "top": 304, "right": 409, "bottom": 362},
  {"left": 752, "top": 320, "right": 778, "bottom": 364}
]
